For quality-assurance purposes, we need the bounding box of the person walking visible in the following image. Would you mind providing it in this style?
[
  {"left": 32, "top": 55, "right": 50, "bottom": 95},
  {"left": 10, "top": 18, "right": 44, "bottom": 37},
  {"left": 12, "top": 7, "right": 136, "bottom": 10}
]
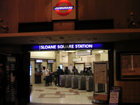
[{"left": 57, "top": 66, "right": 63, "bottom": 86}]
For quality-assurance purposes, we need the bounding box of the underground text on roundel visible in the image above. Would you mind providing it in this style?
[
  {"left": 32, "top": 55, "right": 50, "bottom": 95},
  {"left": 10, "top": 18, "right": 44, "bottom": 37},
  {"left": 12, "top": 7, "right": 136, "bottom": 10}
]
[{"left": 54, "top": 0, "right": 74, "bottom": 16}]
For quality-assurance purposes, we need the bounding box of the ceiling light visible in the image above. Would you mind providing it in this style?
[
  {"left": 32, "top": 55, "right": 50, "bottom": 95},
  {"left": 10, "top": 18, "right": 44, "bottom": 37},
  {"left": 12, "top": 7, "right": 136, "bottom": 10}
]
[
  {"left": 99, "top": 50, "right": 103, "bottom": 53},
  {"left": 87, "top": 50, "right": 91, "bottom": 52}
]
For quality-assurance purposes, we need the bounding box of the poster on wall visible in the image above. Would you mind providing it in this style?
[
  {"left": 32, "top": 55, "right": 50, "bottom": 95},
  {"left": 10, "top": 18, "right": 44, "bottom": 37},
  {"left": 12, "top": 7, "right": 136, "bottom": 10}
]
[
  {"left": 52, "top": 0, "right": 76, "bottom": 20},
  {"left": 94, "top": 62, "right": 107, "bottom": 84},
  {"left": 121, "top": 53, "right": 140, "bottom": 79}
]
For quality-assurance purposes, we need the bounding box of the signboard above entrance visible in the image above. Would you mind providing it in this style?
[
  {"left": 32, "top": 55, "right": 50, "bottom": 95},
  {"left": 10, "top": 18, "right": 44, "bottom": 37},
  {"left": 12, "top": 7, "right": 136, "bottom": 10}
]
[
  {"left": 32, "top": 44, "right": 103, "bottom": 51},
  {"left": 52, "top": 0, "right": 76, "bottom": 20}
]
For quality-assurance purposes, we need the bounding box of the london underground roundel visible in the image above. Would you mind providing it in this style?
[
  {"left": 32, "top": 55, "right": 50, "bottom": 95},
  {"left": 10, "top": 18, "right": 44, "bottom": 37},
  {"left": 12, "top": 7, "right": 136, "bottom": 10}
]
[{"left": 54, "top": 0, "right": 74, "bottom": 16}]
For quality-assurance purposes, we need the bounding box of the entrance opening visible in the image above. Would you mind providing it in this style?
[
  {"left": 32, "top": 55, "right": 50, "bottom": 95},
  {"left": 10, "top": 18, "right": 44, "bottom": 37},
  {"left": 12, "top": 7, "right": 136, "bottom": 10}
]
[{"left": 29, "top": 50, "right": 109, "bottom": 104}]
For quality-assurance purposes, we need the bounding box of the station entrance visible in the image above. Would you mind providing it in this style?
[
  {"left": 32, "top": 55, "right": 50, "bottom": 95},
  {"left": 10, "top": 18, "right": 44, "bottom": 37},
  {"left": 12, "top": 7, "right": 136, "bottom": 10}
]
[{"left": 29, "top": 49, "right": 109, "bottom": 104}]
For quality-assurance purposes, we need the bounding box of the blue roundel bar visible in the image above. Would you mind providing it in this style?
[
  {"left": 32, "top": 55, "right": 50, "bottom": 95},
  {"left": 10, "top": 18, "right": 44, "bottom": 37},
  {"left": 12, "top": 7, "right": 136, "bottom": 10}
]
[
  {"left": 32, "top": 44, "right": 103, "bottom": 51},
  {"left": 54, "top": 6, "right": 74, "bottom": 10}
]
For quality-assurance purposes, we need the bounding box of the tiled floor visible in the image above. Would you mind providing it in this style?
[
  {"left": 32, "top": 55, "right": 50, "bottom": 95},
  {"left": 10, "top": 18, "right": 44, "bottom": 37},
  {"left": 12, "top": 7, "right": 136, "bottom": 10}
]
[{"left": 30, "top": 83, "right": 93, "bottom": 104}]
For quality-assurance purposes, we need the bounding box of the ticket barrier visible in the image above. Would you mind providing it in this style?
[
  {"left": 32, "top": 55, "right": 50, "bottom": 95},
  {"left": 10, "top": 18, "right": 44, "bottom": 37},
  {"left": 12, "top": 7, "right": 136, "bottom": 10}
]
[
  {"left": 65, "top": 75, "right": 71, "bottom": 88},
  {"left": 86, "top": 76, "right": 93, "bottom": 91},
  {"left": 78, "top": 75, "right": 86, "bottom": 90},
  {"left": 59, "top": 75, "right": 66, "bottom": 87},
  {"left": 95, "top": 83, "right": 104, "bottom": 92},
  {"left": 71, "top": 75, "right": 78, "bottom": 89}
]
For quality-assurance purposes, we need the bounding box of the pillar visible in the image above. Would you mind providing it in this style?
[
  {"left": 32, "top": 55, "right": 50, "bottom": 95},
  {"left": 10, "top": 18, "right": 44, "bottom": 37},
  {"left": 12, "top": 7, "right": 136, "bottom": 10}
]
[{"left": 68, "top": 52, "right": 75, "bottom": 67}]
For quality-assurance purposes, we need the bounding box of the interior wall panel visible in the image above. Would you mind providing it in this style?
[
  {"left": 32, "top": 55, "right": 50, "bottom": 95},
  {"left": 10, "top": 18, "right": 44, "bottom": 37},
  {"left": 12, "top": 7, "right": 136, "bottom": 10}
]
[
  {"left": 0, "top": 0, "right": 140, "bottom": 33},
  {"left": 78, "top": 0, "right": 140, "bottom": 29},
  {"left": 53, "top": 22, "right": 75, "bottom": 31},
  {"left": 114, "top": 40, "right": 140, "bottom": 103},
  {"left": 78, "top": 0, "right": 112, "bottom": 20},
  {"left": 19, "top": 0, "right": 52, "bottom": 23},
  {"left": 0, "top": 0, "right": 19, "bottom": 33}
]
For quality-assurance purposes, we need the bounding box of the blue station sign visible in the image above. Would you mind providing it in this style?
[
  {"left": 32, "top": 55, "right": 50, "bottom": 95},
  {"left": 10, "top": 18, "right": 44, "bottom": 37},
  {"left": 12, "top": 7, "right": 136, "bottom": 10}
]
[{"left": 32, "top": 44, "right": 103, "bottom": 51}]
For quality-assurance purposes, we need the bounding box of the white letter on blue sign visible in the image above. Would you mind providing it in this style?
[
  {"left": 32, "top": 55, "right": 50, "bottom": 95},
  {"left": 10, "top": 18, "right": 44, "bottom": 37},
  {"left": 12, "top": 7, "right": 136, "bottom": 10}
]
[
  {"left": 40, "top": 46, "right": 44, "bottom": 49},
  {"left": 58, "top": 45, "right": 64, "bottom": 49}
]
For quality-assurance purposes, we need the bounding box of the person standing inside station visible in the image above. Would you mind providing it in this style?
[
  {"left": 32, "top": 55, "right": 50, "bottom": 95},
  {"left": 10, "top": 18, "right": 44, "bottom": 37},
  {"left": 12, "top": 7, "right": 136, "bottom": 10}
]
[
  {"left": 64, "top": 67, "right": 70, "bottom": 75},
  {"left": 72, "top": 66, "right": 78, "bottom": 75},
  {"left": 43, "top": 66, "right": 50, "bottom": 86},
  {"left": 83, "top": 67, "right": 87, "bottom": 75},
  {"left": 57, "top": 66, "right": 63, "bottom": 86},
  {"left": 87, "top": 67, "right": 92, "bottom": 75},
  {"left": 53, "top": 70, "right": 58, "bottom": 86}
]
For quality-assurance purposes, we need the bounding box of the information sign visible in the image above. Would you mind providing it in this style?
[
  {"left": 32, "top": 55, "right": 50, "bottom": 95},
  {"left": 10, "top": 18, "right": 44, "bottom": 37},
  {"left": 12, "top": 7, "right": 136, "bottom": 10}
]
[
  {"left": 109, "top": 87, "right": 121, "bottom": 105},
  {"left": 94, "top": 62, "right": 107, "bottom": 84},
  {"left": 32, "top": 43, "right": 103, "bottom": 51}
]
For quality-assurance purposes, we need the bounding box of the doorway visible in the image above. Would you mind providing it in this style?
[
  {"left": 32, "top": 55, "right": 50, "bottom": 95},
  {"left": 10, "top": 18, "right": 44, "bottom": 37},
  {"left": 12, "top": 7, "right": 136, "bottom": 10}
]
[{"left": 29, "top": 50, "right": 109, "bottom": 104}]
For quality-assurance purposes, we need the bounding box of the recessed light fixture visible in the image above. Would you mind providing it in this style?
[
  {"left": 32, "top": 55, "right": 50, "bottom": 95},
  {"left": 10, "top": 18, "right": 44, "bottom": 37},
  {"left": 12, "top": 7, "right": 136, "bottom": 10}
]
[
  {"left": 30, "top": 39, "right": 34, "bottom": 42},
  {"left": 128, "top": 34, "right": 132, "bottom": 37},
  {"left": 93, "top": 38, "right": 98, "bottom": 40},
  {"left": 59, "top": 37, "right": 64, "bottom": 39},
  {"left": 46, "top": 37, "right": 52, "bottom": 40}
]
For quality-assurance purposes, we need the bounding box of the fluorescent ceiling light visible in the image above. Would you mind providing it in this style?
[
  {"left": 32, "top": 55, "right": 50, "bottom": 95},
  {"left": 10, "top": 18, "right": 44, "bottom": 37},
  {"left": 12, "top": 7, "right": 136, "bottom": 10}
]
[{"left": 99, "top": 50, "right": 104, "bottom": 53}]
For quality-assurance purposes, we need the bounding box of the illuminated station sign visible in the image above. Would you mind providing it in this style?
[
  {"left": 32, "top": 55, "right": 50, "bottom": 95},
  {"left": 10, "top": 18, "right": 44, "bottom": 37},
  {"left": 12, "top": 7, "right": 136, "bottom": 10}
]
[{"left": 32, "top": 44, "right": 103, "bottom": 51}]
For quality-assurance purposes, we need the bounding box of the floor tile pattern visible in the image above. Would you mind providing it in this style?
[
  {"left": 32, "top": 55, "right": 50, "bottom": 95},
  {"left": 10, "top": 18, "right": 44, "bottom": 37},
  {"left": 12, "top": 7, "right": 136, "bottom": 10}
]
[{"left": 30, "top": 83, "right": 93, "bottom": 104}]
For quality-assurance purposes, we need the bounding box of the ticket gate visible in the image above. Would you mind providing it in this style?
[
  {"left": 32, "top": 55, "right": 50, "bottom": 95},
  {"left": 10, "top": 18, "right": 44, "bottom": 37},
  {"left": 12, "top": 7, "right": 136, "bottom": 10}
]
[
  {"left": 95, "top": 83, "right": 104, "bottom": 92},
  {"left": 78, "top": 75, "right": 86, "bottom": 90},
  {"left": 86, "top": 76, "right": 93, "bottom": 91},
  {"left": 65, "top": 75, "right": 71, "bottom": 88},
  {"left": 71, "top": 75, "right": 78, "bottom": 89},
  {"left": 59, "top": 75, "right": 66, "bottom": 87}
]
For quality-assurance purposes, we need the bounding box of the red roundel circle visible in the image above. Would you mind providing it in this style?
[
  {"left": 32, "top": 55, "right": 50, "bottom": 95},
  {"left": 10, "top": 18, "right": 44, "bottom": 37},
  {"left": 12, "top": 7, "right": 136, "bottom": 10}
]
[{"left": 55, "top": 0, "right": 73, "bottom": 16}]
